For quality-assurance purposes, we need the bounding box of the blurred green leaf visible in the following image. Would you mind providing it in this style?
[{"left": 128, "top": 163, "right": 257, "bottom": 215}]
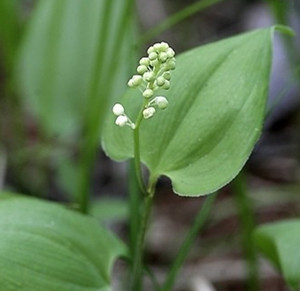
[
  {"left": 103, "top": 26, "right": 288, "bottom": 196},
  {"left": 254, "top": 219, "right": 300, "bottom": 290},
  {"left": 91, "top": 198, "right": 128, "bottom": 222},
  {"left": 0, "top": 193, "right": 126, "bottom": 291},
  {"left": 16, "top": 0, "right": 133, "bottom": 138},
  {"left": 0, "top": 0, "right": 21, "bottom": 71}
]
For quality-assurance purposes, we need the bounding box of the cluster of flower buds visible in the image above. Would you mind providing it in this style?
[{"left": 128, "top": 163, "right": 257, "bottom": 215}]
[
  {"left": 113, "top": 42, "right": 175, "bottom": 128},
  {"left": 112, "top": 103, "right": 135, "bottom": 129}
]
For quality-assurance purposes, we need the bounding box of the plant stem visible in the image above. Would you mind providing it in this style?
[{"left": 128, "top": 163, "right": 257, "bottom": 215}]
[
  {"left": 162, "top": 193, "right": 216, "bottom": 291},
  {"left": 129, "top": 160, "right": 141, "bottom": 256},
  {"left": 233, "top": 172, "right": 260, "bottom": 291},
  {"left": 131, "top": 98, "right": 157, "bottom": 289},
  {"left": 133, "top": 110, "right": 148, "bottom": 195},
  {"left": 131, "top": 191, "right": 155, "bottom": 291}
]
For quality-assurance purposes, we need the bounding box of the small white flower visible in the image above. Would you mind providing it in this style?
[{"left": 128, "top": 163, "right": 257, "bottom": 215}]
[
  {"left": 115, "top": 115, "right": 128, "bottom": 127},
  {"left": 143, "top": 107, "right": 156, "bottom": 119}
]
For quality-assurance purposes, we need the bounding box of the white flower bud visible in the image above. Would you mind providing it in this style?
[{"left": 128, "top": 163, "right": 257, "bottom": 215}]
[
  {"left": 159, "top": 52, "right": 168, "bottom": 62},
  {"left": 139, "top": 57, "right": 150, "bottom": 66},
  {"left": 156, "top": 76, "right": 165, "bottom": 87},
  {"left": 166, "top": 59, "right": 176, "bottom": 70},
  {"left": 154, "top": 96, "right": 168, "bottom": 109},
  {"left": 115, "top": 115, "right": 128, "bottom": 127},
  {"left": 143, "top": 71, "right": 155, "bottom": 82},
  {"left": 153, "top": 43, "right": 162, "bottom": 50},
  {"left": 143, "top": 107, "right": 156, "bottom": 119},
  {"left": 147, "top": 46, "right": 155, "bottom": 54},
  {"left": 128, "top": 75, "right": 143, "bottom": 87},
  {"left": 112, "top": 103, "right": 124, "bottom": 116},
  {"left": 160, "top": 42, "right": 169, "bottom": 50},
  {"left": 148, "top": 52, "right": 157, "bottom": 60},
  {"left": 137, "top": 65, "right": 147, "bottom": 74},
  {"left": 143, "top": 89, "right": 154, "bottom": 98},
  {"left": 150, "top": 59, "right": 159, "bottom": 67},
  {"left": 166, "top": 47, "right": 175, "bottom": 57},
  {"left": 162, "top": 80, "right": 170, "bottom": 90},
  {"left": 163, "top": 72, "right": 171, "bottom": 80}
]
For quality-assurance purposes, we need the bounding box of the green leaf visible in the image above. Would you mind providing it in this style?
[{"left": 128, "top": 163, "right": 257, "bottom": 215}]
[
  {"left": 254, "top": 219, "right": 300, "bottom": 290},
  {"left": 102, "top": 26, "right": 288, "bottom": 196},
  {"left": 91, "top": 198, "right": 128, "bottom": 223},
  {"left": 0, "top": 193, "right": 126, "bottom": 291},
  {"left": 16, "top": 0, "right": 133, "bottom": 137}
]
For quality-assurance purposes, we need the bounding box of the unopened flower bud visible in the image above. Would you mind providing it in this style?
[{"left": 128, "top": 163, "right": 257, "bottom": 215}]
[
  {"left": 166, "top": 47, "right": 175, "bottom": 58},
  {"left": 147, "top": 46, "right": 155, "bottom": 54},
  {"left": 112, "top": 103, "right": 124, "bottom": 116},
  {"left": 163, "top": 72, "right": 171, "bottom": 80},
  {"left": 166, "top": 60, "right": 176, "bottom": 70},
  {"left": 143, "top": 107, "right": 156, "bottom": 119},
  {"left": 159, "top": 52, "right": 168, "bottom": 62},
  {"left": 139, "top": 57, "right": 150, "bottom": 66},
  {"left": 148, "top": 52, "right": 157, "bottom": 60},
  {"left": 143, "top": 89, "right": 154, "bottom": 98},
  {"left": 156, "top": 76, "right": 165, "bottom": 87},
  {"left": 162, "top": 80, "right": 170, "bottom": 90},
  {"left": 128, "top": 75, "right": 143, "bottom": 87},
  {"left": 143, "top": 71, "right": 155, "bottom": 82},
  {"left": 154, "top": 96, "right": 168, "bottom": 109},
  {"left": 137, "top": 65, "right": 147, "bottom": 74},
  {"left": 150, "top": 59, "right": 159, "bottom": 67},
  {"left": 160, "top": 42, "right": 169, "bottom": 50},
  {"left": 154, "top": 43, "right": 162, "bottom": 50},
  {"left": 115, "top": 115, "right": 128, "bottom": 127}
]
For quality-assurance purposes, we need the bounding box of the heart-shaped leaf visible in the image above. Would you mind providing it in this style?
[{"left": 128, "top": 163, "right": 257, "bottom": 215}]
[
  {"left": 254, "top": 219, "right": 300, "bottom": 290},
  {"left": 0, "top": 193, "right": 126, "bottom": 291},
  {"left": 102, "top": 26, "right": 291, "bottom": 196}
]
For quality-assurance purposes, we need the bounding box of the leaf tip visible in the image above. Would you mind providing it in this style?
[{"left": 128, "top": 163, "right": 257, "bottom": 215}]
[{"left": 272, "top": 25, "right": 295, "bottom": 37}]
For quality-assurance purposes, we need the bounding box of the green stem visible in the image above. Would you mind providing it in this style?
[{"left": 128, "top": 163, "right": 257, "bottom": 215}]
[
  {"left": 131, "top": 98, "right": 157, "bottom": 289},
  {"left": 137, "top": 0, "right": 223, "bottom": 45},
  {"left": 233, "top": 172, "right": 260, "bottom": 291},
  {"left": 133, "top": 110, "right": 148, "bottom": 195},
  {"left": 162, "top": 193, "right": 216, "bottom": 291},
  {"left": 129, "top": 160, "right": 142, "bottom": 256},
  {"left": 131, "top": 191, "right": 155, "bottom": 291}
]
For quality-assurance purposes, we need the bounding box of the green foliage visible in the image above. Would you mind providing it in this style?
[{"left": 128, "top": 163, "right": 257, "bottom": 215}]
[
  {"left": 16, "top": 0, "right": 133, "bottom": 138},
  {"left": 103, "top": 26, "right": 287, "bottom": 196},
  {"left": 0, "top": 193, "right": 126, "bottom": 291},
  {"left": 254, "top": 219, "right": 300, "bottom": 290},
  {"left": 91, "top": 198, "right": 128, "bottom": 222}
]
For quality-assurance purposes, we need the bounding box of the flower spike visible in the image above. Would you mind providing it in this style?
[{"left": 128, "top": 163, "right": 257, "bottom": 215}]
[{"left": 113, "top": 42, "right": 176, "bottom": 128}]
